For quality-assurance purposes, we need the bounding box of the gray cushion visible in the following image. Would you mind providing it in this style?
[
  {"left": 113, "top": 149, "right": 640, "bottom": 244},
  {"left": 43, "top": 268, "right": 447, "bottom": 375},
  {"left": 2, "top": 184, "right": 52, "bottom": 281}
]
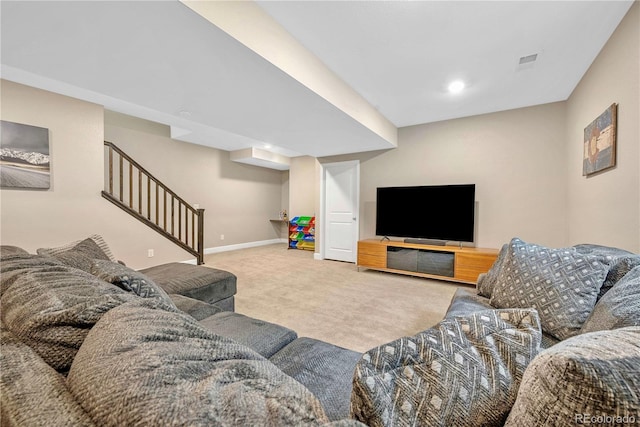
[
  {"left": 0, "top": 258, "right": 143, "bottom": 372},
  {"left": 351, "top": 308, "right": 542, "bottom": 427},
  {"left": 539, "top": 331, "right": 561, "bottom": 349},
  {"left": 505, "top": 327, "right": 640, "bottom": 427},
  {"left": 34, "top": 237, "right": 120, "bottom": 276},
  {"left": 67, "top": 300, "right": 333, "bottom": 426},
  {"left": 0, "top": 254, "right": 66, "bottom": 296},
  {"left": 0, "top": 326, "right": 95, "bottom": 426},
  {"left": 490, "top": 237, "right": 608, "bottom": 340},
  {"left": 50, "top": 250, "right": 95, "bottom": 273},
  {"left": 91, "top": 259, "right": 176, "bottom": 309},
  {"left": 37, "top": 234, "right": 117, "bottom": 262},
  {"left": 43, "top": 237, "right": 112, "bottom": 274},
  {"left": 580, "top": 266, "right": 640, "bottom": 333},
  {"left": 199, "top": 311, "right": 297, "bottom": 358},
  {"left": 573, "top": 244, "right": 640, "bottom": 299},
  {"left": 169, "top": 293, "right": 223, "bottom": 320},
  {"left": 270, "top": 337, "right": 362, "bottom": 421},
  {"left": 476, "top": 243, "right": 508, "bottom": 298},
  {"left": 140, "top": 262, "right": 237, "bottom": 304},
  {"left": 212, "top": 295, "right": 235, "bottom": 312}
]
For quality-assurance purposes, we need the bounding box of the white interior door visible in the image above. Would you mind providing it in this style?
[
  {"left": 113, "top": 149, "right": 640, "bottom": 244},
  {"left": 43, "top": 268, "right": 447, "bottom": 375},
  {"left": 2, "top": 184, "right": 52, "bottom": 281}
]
[{"left": 323, "top": 161, "right": 359, "bottom": 262}]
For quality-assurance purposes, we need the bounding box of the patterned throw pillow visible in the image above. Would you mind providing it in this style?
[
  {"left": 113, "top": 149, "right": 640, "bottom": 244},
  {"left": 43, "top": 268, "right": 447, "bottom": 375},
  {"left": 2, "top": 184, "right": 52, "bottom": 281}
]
[
  {"left": 490, "top": 238, "right": 609, "bottom": 341},
  {"left": 90, "top": 260, "right": 176, "bottom": 310},
  {"left": 477, "top": 243, "right": 508, "bottom": 298},
  {"left": 505, "top": 327, "right": 640, "bottom": 427},
  {"left": 580, "top": 266, "right": 640, "bottom": 333},
  {"left": 351, "top": 309, "right": 542, "bottom": 427},
  {"left": 573, "top": 244, "right": 640, "bottom": 300}
]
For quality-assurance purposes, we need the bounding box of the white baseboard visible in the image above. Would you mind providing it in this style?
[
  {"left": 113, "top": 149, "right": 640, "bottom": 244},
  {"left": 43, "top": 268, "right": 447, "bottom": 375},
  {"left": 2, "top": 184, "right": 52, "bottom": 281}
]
[
  {"left": 180, "top": 238, "right": 288, "bottom": 264},
  {"left": 205, "top": 238, "right": 287, "bottom": 254}
]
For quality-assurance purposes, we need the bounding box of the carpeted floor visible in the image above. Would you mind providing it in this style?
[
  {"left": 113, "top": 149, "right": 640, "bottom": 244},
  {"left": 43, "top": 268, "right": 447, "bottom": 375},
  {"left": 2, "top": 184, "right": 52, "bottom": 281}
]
[{"left": 205, "top": 243, "right": 471, "bottom": 353}]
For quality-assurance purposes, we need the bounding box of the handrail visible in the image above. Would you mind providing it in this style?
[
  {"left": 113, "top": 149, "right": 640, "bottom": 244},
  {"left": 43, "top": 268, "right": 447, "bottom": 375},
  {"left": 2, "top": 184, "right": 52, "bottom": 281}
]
[{"left": 102, "top": 141, "right": 204, "bottom": 264}]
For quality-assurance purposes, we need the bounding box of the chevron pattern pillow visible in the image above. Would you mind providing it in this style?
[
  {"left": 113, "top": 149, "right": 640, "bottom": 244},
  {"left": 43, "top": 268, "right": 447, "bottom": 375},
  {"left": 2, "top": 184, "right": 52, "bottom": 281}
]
[
  {"left": 490, "top": 238, "right": 609, "bottom": 341},
  {"left": 351, "top": 308, "right": 541, "bottom": 427}
]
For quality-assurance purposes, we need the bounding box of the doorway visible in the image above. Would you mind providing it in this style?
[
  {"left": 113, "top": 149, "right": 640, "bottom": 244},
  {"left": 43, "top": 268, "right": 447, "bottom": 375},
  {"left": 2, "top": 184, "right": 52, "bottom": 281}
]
[{"left": 321, "top": 160, "right": 359, "bottom": 262}]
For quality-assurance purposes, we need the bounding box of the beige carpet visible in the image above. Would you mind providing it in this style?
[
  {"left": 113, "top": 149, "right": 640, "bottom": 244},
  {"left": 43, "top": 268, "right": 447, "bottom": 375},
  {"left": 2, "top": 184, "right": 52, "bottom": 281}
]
[{"left": 205, "top": 244, "right": 471, "bottom": 353}]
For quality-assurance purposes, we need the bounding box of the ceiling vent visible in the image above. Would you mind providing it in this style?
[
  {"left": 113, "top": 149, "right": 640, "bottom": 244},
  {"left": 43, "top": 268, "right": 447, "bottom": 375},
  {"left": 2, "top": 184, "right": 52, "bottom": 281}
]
[{"left": 519, "top": 53, "right": 538, "bottom": 65}]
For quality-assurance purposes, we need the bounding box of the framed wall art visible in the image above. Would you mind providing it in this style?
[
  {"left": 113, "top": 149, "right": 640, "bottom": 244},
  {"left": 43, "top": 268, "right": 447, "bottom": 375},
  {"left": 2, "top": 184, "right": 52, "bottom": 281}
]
[
  {"left": 0, "top": 120, "right": 50, "bottom": 190},
  {"left": 583, "top": 103, "right": 617, "bottom": 176}
]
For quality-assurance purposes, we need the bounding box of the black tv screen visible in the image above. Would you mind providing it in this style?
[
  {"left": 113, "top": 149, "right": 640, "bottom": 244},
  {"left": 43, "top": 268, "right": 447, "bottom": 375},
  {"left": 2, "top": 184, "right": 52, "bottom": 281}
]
[{"left": 376, "top": 184, "right": 475, "bottom": 242}]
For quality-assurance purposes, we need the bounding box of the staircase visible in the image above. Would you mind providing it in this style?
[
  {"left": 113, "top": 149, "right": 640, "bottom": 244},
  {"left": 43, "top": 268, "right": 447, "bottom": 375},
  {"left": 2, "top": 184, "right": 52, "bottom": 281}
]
[{"left": 102, "top": 141, "right": 205, "bottom": 264}]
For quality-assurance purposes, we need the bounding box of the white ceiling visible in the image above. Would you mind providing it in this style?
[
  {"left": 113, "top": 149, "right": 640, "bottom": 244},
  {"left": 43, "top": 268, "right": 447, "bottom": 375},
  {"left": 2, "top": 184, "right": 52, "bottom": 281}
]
[
  {"left": 0, "top": 1, "right": 633, "bottom": 166},
  {"left": 258, "top": 0, "right": 633, "bottom": 127}
]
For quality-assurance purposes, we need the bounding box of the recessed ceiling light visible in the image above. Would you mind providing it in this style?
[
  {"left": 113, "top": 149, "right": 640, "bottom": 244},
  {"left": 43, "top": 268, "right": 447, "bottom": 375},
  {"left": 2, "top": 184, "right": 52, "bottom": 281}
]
[
  {"left": 264, "top": 144, "right": 272, "bottom": 149},
  {"left": 178, "top": 110, "right": 192, "bottom": 118},
  {"left": 448, "top": 80, "right": 465, "bottom": 94}
]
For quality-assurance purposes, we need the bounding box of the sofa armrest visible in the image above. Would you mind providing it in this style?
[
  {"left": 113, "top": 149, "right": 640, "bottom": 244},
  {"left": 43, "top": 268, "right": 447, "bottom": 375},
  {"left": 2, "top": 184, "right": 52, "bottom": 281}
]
[
  {"left": 140, "top": 263, "right": 237, "bottom": 305},
  {"left": 168, "top": 294, "right": 222, "bottom": 320},
  {"left": 444, "top": 287, "right": 492, "bottom": 319}
]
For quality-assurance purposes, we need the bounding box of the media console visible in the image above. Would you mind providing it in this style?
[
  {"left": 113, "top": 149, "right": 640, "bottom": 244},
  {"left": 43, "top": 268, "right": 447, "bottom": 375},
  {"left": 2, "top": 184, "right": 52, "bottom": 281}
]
[{"left": 357, "top": 239, "right": 499, "bottom": 285}]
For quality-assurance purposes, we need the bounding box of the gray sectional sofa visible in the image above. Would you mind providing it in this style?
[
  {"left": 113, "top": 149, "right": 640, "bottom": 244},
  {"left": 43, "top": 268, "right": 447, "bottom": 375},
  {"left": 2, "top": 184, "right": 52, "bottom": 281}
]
[
  {"left": 351, "top": 238, "right": 640, "bottom": 426},
  {"left": 2, "top": 235, "right": 639, "bottom": 426},
  {"left": 0, "top": 237, "right": 362, "bottom": 426}
]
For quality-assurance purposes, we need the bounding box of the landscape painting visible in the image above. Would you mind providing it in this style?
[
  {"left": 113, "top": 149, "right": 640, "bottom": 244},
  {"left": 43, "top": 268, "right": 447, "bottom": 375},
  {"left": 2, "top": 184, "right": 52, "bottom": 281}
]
[
  {"left": 583, "top": 103, "right": 617, "bottom": 176},
  {"left": 0, "top": 120, "right": 51, "bottom": 189}
]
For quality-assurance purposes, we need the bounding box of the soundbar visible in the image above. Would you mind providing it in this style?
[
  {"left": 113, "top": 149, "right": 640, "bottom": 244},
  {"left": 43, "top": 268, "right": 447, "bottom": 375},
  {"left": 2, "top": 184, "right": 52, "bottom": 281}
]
[{"left": 404, "top": 238, "right": 447, "bottom": 246}]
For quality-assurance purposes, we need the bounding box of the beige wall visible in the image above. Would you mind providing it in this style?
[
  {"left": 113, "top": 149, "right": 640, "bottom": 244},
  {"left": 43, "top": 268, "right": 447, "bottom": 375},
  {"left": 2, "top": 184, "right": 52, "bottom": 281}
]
[
  {"left": 288, "top": 156, "right": 317, "bottom": 218},
  {"left": 0, "top": 81, "right": 287, "bottom": 269},
  {"left": 322, "top": 102, "right": 568, "bottom": 250},
  {"left": 391, "top": 103, "right": 569, "bottom": 250},
  {"left": 3, "top": 4, "right": 637, "bottom": 265},
  {"left": 0, "top": 80, "right": 187, "bottom": 269},
  {"left": 0, "top": 80, "right": 108, "bottom": 251},
  {"left": 316, "top": 4, "right": 640, "bottom": 254},
  {"left": 565, "top": 2, "right": 639, "bottom": 252},
  {"left": 105, "top": 111, "right": 286, "bottom": 257}
]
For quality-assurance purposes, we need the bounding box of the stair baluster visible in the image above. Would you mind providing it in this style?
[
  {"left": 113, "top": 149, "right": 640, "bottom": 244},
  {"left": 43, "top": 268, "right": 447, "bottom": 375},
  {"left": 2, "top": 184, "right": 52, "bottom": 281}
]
[{"left": 102, "top": 141, "right": 205, "bottom": 265}]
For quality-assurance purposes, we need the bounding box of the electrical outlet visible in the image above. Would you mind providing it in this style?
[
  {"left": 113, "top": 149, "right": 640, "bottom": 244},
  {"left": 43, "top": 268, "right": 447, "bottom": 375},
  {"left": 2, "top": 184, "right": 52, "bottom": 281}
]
[
  {"left": 220, "top": 234, "right": 225, "bottom": 240},
  {"left": 148, "top": 249, "right": 154, "bottom": 257}
]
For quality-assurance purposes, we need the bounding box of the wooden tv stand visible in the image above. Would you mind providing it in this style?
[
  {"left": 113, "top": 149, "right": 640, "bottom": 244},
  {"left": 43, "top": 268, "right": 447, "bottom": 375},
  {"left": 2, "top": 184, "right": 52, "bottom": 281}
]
[{"left": 357, "top": 239, "right": 499, "bottom": 285}]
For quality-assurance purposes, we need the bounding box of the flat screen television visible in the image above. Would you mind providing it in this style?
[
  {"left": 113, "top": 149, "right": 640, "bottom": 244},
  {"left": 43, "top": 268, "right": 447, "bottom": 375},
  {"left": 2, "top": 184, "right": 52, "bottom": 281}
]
[{"left": 375, "top": 184, "right": 475, "bottom": 243}]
